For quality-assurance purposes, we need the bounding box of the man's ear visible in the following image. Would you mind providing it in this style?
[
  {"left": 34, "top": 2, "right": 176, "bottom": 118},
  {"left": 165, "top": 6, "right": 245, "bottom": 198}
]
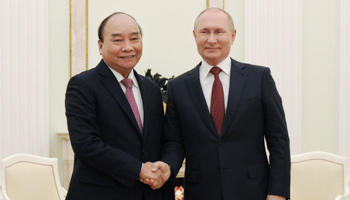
[
  {"left": 231, "top": 30, "right": 237, "bottom": 45},
  {"left": 193, "top": 30, "right": 197, "bottom": 40},
  {"left": 98, "top": 39, "right": 103, "bottom": 55}
]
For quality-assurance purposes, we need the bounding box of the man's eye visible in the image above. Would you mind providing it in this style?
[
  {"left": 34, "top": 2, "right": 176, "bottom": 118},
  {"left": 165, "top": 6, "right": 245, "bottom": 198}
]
[
  {"left": 114, "top": 39, "right": 122, "bottom": 42},
  {"left": 131, "top": 37, "right": 139, "bottom": 40}
]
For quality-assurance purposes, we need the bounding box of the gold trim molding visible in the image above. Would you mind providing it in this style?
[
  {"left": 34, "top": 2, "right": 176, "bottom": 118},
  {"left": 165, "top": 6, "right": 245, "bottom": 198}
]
[
  {"left": 86, "top": 0, "right": 89, "bottom": 72},
  {"left": 207, "top": 0, "right": 225, "bottom": 9},
  {"left": 69, "top": 0, "right": 72, "bottom": 77}
]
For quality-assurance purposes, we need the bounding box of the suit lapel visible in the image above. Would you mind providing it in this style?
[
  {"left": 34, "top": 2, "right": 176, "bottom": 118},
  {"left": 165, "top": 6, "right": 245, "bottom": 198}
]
[
  {"left": 96, "top": 60, "right": 142, "bottom": 137},
  {"left": 185, "top": 63, "right": 218, "bottom": 137},
  {"left": 134, "top": 71, "right": 150, "bottom": 137},
  {"left": 221, "top": 59, "right": 247, "bottom": 137}
]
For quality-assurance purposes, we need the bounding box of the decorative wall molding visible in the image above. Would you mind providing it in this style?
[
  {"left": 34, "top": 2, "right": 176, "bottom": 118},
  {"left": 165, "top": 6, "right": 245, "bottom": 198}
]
[
  {"left": 338, "top": 0, "right": 350, "bottom": 156},
  {"left": 0, "top": 176, "right": 2, "bottom": 200},
  {"left": 0, "top": 0, "right": 49, "bottom": 198},
  {"left": 57, "top": 133, "right": 74, "bottom": 189},
  {"left": 339, "top": 0, "right": 350, "bottom": 186},
  {"left": 208, "top": 0, "right": 224, "bottom": 9},
  {"left": 245, "top": 0, "right": 302, "bottom": 155},
  {"left": 0, "top": 0, "right": 50, "bottom": 157},
  {"left": 61, "top": 0, "right": 89, "bottom": 189},
  {"left": 70, "top": 0, "right": 88, "bottom": 77}
]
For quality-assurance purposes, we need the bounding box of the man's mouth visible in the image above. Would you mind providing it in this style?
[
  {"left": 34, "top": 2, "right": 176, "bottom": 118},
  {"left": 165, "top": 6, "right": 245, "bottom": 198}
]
[
  {"left": 120, "top": 55, "right": 135, "bottom": 59},
  {"left": 205, "top": 47, "right": 219, "bottom": 50}
]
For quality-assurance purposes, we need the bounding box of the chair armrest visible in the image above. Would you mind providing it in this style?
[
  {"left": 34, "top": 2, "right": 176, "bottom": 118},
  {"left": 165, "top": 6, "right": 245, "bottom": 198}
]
[
  {"left": 61, "top": 187, "right": 68, "bottom": 198},
  {"left": 335, "top": 193, "right": 350, "bottom": 200}
]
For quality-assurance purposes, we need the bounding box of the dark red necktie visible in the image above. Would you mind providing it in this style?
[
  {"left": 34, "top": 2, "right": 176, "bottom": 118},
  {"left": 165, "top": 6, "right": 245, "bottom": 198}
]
[{"left": 210, "top": 66, "right": 225, "bottom": 135}]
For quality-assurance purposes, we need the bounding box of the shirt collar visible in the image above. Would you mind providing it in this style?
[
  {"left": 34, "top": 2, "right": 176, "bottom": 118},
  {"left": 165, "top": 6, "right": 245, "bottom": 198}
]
[
  {"left": 107, "top": 67, "right": 140, "bottom": 88},
  {"left": 200, "top": 56, "right": 231, "bottom": 78}
]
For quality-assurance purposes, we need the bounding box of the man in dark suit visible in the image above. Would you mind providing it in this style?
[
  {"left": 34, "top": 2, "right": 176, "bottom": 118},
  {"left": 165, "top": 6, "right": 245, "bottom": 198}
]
[
  {"left": 160, "top": 8, "right": 291, "bottom": 200},
  {"left": 65, "top": 12, "right": 172, "bottom": 200}
]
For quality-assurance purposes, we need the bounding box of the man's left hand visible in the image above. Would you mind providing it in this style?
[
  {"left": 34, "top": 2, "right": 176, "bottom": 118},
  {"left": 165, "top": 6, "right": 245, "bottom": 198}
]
[
  {"left": 140, "top": 161, "right": 171, "bottom": 189},
  {"left": 266, "top": 195, "right": 286, "bottom": 200}
]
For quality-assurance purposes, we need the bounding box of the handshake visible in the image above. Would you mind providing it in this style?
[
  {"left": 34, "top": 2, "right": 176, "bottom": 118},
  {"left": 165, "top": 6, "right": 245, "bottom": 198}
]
[{"left": 139, "top": 161, "right": 171, "bottom": 190}]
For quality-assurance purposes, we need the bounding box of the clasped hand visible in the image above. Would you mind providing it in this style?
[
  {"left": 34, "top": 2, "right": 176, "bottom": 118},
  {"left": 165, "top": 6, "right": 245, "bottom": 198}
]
[{"left": 139, "top": 161, "right": 171, "bottom": 190}]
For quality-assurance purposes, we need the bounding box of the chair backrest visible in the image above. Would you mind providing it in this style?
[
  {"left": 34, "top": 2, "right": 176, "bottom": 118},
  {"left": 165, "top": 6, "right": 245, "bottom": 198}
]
[
  {"left": 291, "top": 151, "right": 349, "bottom": 200},
  {"left": 1, "top": 154, "right": 65, "bottom": 200}
]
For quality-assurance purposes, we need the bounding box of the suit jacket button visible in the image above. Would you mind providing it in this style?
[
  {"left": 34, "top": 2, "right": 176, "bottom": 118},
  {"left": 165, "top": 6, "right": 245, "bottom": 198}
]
[
  {"left": 142, "top": 150, "right": 147, "bottom": 155},
  {"left": 219, "top": 141, "right": 224, "bottom": 145}
]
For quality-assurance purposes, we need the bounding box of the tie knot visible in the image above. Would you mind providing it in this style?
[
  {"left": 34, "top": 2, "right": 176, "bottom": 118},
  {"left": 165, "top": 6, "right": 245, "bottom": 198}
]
[
  {"left": 210, "top": 66, "right": 221, "bottom": 76},
  {"left": 121, "top": 78, "right": 133, "bottom": 89}
]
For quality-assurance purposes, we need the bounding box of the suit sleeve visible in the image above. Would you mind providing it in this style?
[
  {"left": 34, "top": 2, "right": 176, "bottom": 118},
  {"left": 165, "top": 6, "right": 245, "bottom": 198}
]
[
  {"left": 161, "top": 81, "right": 186, "bottom": 177},
  {"left": 65, "top": 75, "right": 142, "bottom": 187},
  {"left": 262, "top": 68, "right": 291, "bottom": 198}
]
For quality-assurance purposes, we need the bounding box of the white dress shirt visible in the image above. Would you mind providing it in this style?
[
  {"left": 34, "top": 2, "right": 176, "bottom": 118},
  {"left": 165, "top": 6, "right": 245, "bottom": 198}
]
[
  {"left": 199, "top": 56, "right": 231, "bottom": 113},
  {"left": 108, "top": 67, "right": 144, "bottom": 126}
]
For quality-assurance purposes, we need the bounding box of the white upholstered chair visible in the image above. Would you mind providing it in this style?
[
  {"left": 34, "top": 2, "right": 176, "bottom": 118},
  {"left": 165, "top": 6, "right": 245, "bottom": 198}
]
[
  {"left": 291, "top": 151, "right": 350, "bottom": 200},
  {"left": 1, "top": 154, "right": 67, "bottom": 200}
]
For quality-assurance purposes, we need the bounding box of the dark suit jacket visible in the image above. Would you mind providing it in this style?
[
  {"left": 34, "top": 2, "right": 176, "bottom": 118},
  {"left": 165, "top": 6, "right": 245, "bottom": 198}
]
[
  {"left": 162, "top": 58, "right": 290, "bottom": 200},
  {"left": 65, "top": 60, "right": 173, "bottom": 200}
]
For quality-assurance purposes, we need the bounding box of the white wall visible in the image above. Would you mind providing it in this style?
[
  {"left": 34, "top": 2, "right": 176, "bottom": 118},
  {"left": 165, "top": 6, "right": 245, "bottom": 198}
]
[{"left": 301, "top": 0, "right": 339, "bottom": 153}]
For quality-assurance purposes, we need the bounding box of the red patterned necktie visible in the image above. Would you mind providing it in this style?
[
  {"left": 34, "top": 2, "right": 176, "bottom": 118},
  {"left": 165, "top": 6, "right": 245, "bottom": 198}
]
[
  {"left": 121, "top": 78, "right": 143, "bottom": 133},
  {"left": 210, "top": 66, "right": 225, "bottom": 135}
]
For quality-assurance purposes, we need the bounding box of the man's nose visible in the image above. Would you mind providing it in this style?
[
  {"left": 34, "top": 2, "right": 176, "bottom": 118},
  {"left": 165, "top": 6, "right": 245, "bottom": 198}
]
[
  {"left": 122, "top": 40, "right": 133, "bottom": 51},
  {"left": 207, "top": 33, "right": 217, "bottom": 44}
]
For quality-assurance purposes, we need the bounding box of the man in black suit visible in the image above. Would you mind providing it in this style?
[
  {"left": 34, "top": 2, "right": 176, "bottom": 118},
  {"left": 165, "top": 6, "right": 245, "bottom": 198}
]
[
  {"left": 160, "top": 8, "right": 291, "bottom": 200},
  {"left": 65, "top": 12, "right": 172, "bottom": 200}
]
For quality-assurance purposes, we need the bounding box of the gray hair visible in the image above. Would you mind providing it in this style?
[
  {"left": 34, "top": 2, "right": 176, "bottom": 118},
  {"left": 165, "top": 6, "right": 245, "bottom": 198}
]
[
  {"left": 98, "top": 12, "right": 143, "bottom": 42},
  {"left": 194, "top": 8, "right": 235, "bottom": 32}
]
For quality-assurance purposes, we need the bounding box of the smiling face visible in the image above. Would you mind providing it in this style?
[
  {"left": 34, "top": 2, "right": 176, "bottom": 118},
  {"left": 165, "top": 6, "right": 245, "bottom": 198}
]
[
  {"left": 193, "top": 9, "right": 236, "bottom": 66},
  {"left": 98, "top": 14, "right": 142, "bottom": 78}
]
